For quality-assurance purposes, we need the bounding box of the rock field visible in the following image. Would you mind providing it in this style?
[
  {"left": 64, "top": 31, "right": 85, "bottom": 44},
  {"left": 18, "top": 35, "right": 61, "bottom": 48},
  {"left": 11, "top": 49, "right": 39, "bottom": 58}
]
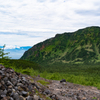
[{"left": 0, "top": 64, "right": 100, "bottom": 100}]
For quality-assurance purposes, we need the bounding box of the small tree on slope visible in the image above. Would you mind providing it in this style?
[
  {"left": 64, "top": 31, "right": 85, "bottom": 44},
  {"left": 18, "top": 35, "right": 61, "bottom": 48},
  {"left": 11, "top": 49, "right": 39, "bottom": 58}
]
[{"left": 0, "top": 44, "right": 11, "bottom": 59}]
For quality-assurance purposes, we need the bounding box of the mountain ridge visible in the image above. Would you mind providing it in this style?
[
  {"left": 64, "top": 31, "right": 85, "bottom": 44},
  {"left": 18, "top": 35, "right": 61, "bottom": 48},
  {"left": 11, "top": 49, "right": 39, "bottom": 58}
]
[{"left": 20, "top": 26, "right": 100, "bottom": 65}]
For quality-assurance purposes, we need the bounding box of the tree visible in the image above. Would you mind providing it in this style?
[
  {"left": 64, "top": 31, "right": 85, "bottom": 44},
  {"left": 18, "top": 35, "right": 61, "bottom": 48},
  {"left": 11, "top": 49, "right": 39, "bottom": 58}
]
[{"left": 0, "top": 44, "right": 11, "bottom": 59}]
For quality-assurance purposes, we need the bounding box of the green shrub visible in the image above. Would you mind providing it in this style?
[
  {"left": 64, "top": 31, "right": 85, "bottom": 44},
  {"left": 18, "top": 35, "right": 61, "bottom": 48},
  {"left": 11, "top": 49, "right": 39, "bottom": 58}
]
[{"left": 37, "top": 80, "right": 50, "bottom": 86}]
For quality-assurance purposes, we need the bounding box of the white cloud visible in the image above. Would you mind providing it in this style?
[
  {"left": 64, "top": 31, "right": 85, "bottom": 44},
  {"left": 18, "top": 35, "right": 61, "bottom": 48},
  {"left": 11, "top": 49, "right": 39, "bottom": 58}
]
[
  {"left": 0, "top": 33, "right": 55, "bottom": 48},
  {"left": 4, "top": 45, "right": 20, "bottom": 49},
  {"left": 0, "top": 0, "right": 100, "bottom": 48}
]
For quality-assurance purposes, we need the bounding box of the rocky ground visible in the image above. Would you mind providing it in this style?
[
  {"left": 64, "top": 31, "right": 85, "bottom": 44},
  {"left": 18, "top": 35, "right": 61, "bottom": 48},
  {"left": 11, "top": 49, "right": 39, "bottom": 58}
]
[{"left": 0, "top": 64, "right": 100, "bottom": 100}]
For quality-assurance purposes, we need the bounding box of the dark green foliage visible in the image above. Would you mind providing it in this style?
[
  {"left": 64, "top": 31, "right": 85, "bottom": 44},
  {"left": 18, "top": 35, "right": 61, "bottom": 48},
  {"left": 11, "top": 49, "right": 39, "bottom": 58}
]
[
  {"left": 0, "top": 59, "right": 40, "bottom": 70},
  {"left": 37, "top": 80, "right": 50, "bottom": 86},
  {"left": 37, "top": 62, "right": 100, "bottom": 89},
  {"left": 22, "top": 70, "right": 31, "bottom": 75},
  {"left": 21, "top": 26, "right": 100, "bottom": 65}
]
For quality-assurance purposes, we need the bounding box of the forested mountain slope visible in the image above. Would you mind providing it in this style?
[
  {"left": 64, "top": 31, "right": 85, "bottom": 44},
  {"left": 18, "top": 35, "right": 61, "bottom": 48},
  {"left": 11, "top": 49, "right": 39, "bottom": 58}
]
[{"left": 21, "top": 26, "right": 100, "bottom": 65}]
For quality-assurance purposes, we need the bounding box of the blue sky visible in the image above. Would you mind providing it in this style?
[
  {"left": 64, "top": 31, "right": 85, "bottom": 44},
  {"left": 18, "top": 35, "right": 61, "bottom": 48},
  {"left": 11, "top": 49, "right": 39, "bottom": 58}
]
[
  {"left": 0, "top": 0, "right": 100, "bottom": 59},
  {"left": 4, "top": 46, "right": 31, "bottom": 59}
]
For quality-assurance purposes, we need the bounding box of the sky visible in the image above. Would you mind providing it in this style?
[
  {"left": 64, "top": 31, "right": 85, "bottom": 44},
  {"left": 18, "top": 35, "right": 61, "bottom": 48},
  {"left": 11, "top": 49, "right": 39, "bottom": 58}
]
[{"left": 0, "top": 0, "right": 100, "bottom": 59}]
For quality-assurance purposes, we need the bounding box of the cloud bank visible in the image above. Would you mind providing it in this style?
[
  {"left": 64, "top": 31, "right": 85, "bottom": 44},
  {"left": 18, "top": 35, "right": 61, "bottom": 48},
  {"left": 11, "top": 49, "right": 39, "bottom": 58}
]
[{"left": 0, "top": 0, "right": 100, "bottom": 54}]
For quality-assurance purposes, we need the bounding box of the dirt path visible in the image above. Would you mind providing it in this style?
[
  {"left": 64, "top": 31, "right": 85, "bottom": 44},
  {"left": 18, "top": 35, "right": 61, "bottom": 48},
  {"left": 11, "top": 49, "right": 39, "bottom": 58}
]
[
  {"left": 33, "top": 76, "right": 100, "bottom": 100},
  {"left": 47, "top": 80, "right": 100, "bottom": 100}
]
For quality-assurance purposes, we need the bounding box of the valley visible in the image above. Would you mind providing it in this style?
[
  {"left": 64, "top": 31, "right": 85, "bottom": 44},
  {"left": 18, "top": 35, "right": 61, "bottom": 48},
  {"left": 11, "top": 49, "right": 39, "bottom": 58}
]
[{"left": 1, "top": 26, "right": 100, "bottom": 99}]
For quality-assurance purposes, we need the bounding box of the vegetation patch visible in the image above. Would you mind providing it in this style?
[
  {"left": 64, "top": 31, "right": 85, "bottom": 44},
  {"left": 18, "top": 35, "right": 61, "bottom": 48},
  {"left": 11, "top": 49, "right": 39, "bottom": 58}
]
[
  {"left": 37, "top": 80, "right": 50, "bottom": 86},
  {"left": 92, "top": 97, "right": 97, "bottom": 100}
]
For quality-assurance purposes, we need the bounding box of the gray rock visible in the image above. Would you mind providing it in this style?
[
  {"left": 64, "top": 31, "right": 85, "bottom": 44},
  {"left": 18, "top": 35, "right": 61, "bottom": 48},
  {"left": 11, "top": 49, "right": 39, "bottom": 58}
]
[
  {"left": 67, "top": 92, "right": 74, "bottom": 97},
  {"left": 28, "top": 85, "right": 33, "bottom": 91},
  {"left": 10, "top": 69, "right": 14, "bottom": 73},
  {"left": 0, "top": 70, "right": 4, "bottom": 75},
  {"left": 8, "top": 85, "right": 13, "bottom": 89},
  {"left": 33, "top": 84, "right": 40, "bottom": 90},
  {"left": 50, "top": 94, "right": 56, "bottom": 99},
  {"left": 39, "top": 98, "right": 43, "bottom": 100},
  {"left": 6, "top": 81, "right": 14, "bottom": 86},
  {"left": 21, "top": 85, "right": 28, "bottom": 91},
  {"left": 11, "top": 78, "right": 17, "bottom": 85},
  {"left": 10, "top": 97, "right": 14, "bottom": 100},
  {"left": 22, "top": 91, "right": 28, "bottom": 97},
  {"left": 62, "top": 82, "right": 67, "bottom": 85},
  {"left": 13, "top": 93, "right": 19, "bottom": 100},
  {"left": 3, "top": 77, "right": 8, "bottom": 82},
  {"left": 19, "top": 95, "right": 25, "bottom": 100},
  {"left": 2, "top": 68, "right": 6, "bottom": 71},
  {"left": 10, "top": 92, "right": 14, "bottom": 97},
  {"left": 26, "top": 96, "right": 35, "bottom": 100},
  {"left": 44, "top": 89, "right": 51, "bottom": 95},
  {"left": 14, "top": 86, "right": 18, "bottom": 90},
  {"left": 1, "top": 94, "right": 6, "bottom": 98},
  {"left": 2, "top": 89, "right": 7, "bottom": 95},
  {"left": 18, "top": 79, "right": 22, "bottom": 83},
  {"left": 34, "top": 95, "right": 40, "bottom": 100},
  {"left": 22, "top": 77, "right": 27, "bottom": 82},
  {"left": 6, "top": 73, "right": 10, "bottom": 77},
  {"left": 60, "top": 79, "right": 66, "bottom": 83},
  {"left": 17, "top": 83, "right": 23, "bottom": 86},
  {"left": 7, "top": 90, "right": 12, "bottom": 96}
]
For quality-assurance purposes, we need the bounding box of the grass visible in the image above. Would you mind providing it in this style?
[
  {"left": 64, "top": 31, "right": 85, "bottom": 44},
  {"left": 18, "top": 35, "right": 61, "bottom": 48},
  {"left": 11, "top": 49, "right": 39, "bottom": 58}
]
[
  {"left": 37, "top": 80, "right": 50, "bottom": 86},
  {"left": 38, "top": 63, "right": 100, "bottom": 89},
  {"left": 92, "top": 97, "right": 97, "bottom": 100}
]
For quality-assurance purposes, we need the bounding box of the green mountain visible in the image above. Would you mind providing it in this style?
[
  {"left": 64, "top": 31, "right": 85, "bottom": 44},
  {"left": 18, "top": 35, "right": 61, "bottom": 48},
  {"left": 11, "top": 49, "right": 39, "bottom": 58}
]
[{"left": 20, "top": 26, "right": 100, "bottom": 65}]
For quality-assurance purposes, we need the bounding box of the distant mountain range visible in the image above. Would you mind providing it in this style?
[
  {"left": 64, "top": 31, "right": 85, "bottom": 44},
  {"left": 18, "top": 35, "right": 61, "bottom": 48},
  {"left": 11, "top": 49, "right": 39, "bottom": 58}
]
[{"left": 20, "top": 26, "right": 100, "bottom": 65}]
